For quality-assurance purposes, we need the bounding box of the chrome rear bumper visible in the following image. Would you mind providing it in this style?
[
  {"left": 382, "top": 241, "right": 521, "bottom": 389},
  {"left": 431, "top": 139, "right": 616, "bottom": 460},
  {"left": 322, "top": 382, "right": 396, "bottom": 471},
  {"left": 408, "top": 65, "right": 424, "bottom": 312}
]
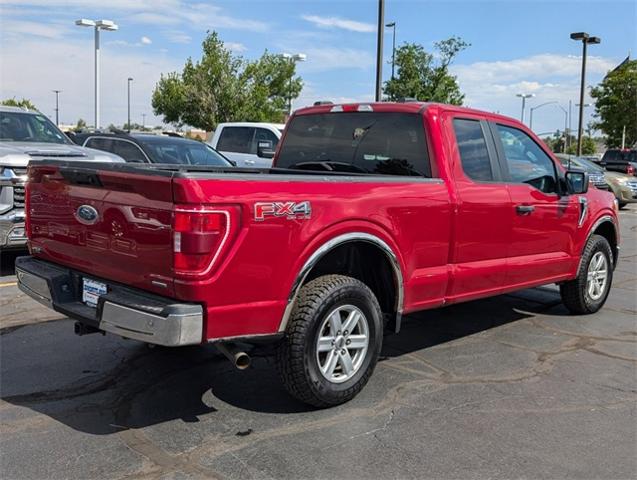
[{"left": 16, "top": 256, "right": 203, "bottom": 346}]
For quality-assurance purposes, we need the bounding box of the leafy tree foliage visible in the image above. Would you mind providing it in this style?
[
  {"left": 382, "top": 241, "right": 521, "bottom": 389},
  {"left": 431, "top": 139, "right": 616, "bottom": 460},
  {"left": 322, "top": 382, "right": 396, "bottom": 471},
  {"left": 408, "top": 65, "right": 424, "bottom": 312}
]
[
  {"left": 2, "top": 98, "right": 37, "bottom": 110},
  {"left": 383, "top": 37, "right": 469, "bottom": 104},
  {"left": 152, "top": 32, "right": 302, "bottom": 130},
  {"left": 590, "top": 59, "right": 637, "bottom": 147}
]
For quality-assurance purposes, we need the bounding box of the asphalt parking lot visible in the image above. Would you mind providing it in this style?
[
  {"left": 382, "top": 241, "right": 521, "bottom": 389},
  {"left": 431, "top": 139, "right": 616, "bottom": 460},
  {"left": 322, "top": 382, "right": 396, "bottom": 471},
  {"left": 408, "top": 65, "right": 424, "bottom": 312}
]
[{"left": 1, "top": 207, "right": 636, "bottom": 480}]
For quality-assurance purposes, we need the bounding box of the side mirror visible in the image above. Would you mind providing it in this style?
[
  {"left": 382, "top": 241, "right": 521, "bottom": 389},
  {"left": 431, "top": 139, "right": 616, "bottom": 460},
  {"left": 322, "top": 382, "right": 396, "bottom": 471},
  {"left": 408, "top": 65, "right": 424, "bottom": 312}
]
[
  {"left": 566, "top": 170, "right": 589, "bottom": 194},
  {"left": 257, "top": 140, "right": 275, "bottom": 159}
]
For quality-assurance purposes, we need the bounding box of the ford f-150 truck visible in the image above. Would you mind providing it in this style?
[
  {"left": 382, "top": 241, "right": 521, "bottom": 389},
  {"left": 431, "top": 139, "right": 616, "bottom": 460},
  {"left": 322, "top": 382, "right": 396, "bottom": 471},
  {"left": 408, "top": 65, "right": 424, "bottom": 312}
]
[{"left": 16, "top": 102, "right": 619, "bottom": 407}]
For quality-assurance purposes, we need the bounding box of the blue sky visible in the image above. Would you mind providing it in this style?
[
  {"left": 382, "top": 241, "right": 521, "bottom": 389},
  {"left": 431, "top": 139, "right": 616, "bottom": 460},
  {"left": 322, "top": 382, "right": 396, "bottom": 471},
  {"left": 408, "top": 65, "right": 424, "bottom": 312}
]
[{"left": 1, "top": 0, "right": 635, "bottom": 135}]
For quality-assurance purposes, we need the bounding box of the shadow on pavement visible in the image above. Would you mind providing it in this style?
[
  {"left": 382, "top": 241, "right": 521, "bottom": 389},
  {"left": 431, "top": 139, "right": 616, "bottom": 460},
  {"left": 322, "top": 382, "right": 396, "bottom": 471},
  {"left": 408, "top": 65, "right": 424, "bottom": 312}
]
[
  {"left": 0, "top": 287, "right": 562, "bottom": 435},
  {"left": 0, "top": 249, "right": 26, "bottom": 277}
]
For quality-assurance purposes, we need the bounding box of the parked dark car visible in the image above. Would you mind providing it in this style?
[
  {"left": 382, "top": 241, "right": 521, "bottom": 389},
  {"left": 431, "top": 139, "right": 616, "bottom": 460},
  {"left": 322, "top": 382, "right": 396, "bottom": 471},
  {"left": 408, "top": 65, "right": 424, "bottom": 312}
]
[
  {"left": 555, "top": 154, "right": 609, "bottom": 191},
  {"left": 600, "top": 149, "right": 637, "bottom": 176},
  {"left": 72, "top": 132, "right": 233, "bottom": 166}
]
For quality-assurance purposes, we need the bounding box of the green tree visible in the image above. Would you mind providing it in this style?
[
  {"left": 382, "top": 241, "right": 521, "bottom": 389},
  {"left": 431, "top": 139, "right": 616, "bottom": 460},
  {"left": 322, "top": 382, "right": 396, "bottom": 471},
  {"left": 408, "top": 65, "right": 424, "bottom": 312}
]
[
  {"left": 590, "top": 59, "right": 637, "bottom": 147},
  {"left": 75, "top": 118, "right": 87, "bottom": 131},
  {"left": 2, "top": 98, "right": 37, "bottom": 110},
  {"left": 152, "top": 32, "right": 302, "bottom": 130},
  {"left": 383, "top": 37, "right": 469, "bottom": 104},
  {"left": 566, "top": 136, "right": 596, "bottom": 155}
]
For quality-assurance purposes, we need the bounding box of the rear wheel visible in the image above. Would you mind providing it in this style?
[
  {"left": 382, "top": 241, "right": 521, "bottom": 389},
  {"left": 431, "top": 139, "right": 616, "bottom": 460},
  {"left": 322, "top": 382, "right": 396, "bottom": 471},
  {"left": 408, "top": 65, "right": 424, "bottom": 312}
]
[
  {"left": 276, "top": 274, "right": 383, "bottom": 407},
  {"left": 560, "top": 234, "right": 613, "bottom": 314}
]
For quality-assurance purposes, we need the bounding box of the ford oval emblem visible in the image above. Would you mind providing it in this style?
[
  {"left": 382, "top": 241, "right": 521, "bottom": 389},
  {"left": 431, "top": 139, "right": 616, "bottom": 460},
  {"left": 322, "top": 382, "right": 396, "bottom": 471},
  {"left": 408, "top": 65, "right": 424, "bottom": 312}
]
[{"left": 75, "top": 205, "right": 99, "bottom": 225}]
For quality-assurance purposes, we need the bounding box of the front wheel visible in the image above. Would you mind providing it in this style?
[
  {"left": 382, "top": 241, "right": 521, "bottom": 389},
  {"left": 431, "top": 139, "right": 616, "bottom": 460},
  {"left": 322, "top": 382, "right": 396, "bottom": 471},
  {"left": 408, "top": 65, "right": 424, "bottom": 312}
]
[
  {"left": 276, "top": 274, "right": 383, "bottom": 407},
  {"left": 560, "top": 234, "right": 613, "bottom": 314}
]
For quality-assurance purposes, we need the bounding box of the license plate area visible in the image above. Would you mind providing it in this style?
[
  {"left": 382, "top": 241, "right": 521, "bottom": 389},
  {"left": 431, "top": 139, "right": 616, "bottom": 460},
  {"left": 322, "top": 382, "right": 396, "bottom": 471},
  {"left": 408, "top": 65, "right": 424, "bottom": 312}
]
[{"left": 82, "top": 278, "right": 107, "bottom": 308}]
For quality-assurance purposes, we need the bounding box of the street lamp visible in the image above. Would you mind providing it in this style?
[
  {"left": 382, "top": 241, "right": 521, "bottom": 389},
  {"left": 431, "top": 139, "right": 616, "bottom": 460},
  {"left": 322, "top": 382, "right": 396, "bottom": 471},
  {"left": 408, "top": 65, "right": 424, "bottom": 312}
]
[
  {"left": 282, "top": 53, "right": 306, "bottom": 115},
  {"left": 570, "top": 31, "right": 600, "bottom": 155},
  {"left": 557, "top": 105, "right": 569, "bottom": 151},
  {"left": 75, "top": 18, "right": 119, "bottom": 129},
  {"left": 127, "top": 77, "right": 133, "bottom": 132},
  {"left": 529, "top": 101, "right": 558, "bottom": 130},
  {"left": 375, "top": 0, "right": 385, "bottom": 101},
  {"left": 385, "top": 21, "right": 396, "bottom": 80},
  {"left": 52, "top": 90, "right": 62, "bottom": 126},
  {"left": 516, "top": 93, "right": 535, "bottom": 124}
]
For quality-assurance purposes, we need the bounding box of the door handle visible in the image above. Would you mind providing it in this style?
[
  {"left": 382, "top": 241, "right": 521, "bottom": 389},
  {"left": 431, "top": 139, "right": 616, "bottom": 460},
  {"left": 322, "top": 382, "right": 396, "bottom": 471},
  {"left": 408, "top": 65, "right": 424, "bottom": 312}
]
[
  {"left": 516, "top": 204, "right": 535, "bottom": 215},
  {"left": 245, "top": 159, "right": 256, "bottom": 165}
]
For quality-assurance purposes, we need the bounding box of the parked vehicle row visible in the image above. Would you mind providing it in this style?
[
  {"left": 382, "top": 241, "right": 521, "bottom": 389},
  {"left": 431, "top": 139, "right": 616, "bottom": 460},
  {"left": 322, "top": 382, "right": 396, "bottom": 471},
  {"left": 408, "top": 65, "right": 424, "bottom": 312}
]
[
  {"left": 599, "top": 148, "right": 637, "bottom": 176},
  {"left": 17, "top": 101, "right": 618, "bottom": 407},
  {"left": 0, "top": 106, "right": 123, "bottom": 252}
]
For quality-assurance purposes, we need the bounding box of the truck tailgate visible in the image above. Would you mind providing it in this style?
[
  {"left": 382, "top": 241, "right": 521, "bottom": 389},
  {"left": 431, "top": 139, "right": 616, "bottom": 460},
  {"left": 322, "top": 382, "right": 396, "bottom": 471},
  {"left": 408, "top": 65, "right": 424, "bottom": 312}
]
[{"left": 27, "top": 163, "right": 176, "bottom": 297}]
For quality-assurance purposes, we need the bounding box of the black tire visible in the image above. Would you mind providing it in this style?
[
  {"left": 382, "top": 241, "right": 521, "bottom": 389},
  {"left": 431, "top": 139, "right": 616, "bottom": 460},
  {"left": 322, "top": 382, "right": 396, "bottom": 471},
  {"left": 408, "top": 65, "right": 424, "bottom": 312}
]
[
  {"left": 276, "top": 274, "right": 383, "bottom": 408},
  {"left": 560, "top": 234, "right": 613, "bottom": 314},
  {"left": 618, "top": 202, "right": 627, "bottom": 210}
]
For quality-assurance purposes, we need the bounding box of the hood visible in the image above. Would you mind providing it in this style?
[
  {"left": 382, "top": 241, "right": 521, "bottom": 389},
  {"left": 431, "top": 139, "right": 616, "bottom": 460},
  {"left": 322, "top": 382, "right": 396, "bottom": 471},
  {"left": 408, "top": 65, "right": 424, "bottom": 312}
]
[{"left": 0, "top": 141, "right": 124, "bottom": 167}]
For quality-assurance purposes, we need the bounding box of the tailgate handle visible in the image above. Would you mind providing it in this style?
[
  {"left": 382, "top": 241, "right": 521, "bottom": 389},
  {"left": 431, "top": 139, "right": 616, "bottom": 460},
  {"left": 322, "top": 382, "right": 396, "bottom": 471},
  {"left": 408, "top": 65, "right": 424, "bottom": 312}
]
[
  {"left": 59, "top": 168, "right": 103, "bottom": 187},
  {"left": 516, "top": 204, "right": 535, "bottom": 215}
]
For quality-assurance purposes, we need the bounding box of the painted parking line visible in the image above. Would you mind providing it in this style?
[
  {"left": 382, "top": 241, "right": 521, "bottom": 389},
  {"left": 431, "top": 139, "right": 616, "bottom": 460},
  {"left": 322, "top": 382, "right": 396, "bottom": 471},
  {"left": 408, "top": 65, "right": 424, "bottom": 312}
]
[{"left": 0, "top": 282, "right": 17, "bottom": 288}]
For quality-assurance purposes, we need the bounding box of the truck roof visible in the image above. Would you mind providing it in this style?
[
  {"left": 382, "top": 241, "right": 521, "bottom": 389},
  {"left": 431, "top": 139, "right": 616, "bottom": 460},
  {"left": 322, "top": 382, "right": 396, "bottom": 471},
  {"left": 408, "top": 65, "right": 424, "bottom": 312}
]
[{"left": 294, "top": 101, "right": 516, "bottom": 125}]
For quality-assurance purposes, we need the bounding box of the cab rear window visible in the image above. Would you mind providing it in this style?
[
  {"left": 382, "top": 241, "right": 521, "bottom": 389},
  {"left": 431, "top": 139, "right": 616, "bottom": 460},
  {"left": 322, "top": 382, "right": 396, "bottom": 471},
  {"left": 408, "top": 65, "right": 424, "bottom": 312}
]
[{"left": 277, "top": 112, "right": 431, "bottom": 177}]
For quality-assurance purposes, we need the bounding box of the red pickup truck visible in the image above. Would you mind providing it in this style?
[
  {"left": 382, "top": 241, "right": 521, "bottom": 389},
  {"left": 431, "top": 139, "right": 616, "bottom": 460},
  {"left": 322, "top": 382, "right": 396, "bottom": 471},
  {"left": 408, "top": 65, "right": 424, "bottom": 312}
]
[{"left": 17, "top": 102, "right": 619, "bottom": 407}]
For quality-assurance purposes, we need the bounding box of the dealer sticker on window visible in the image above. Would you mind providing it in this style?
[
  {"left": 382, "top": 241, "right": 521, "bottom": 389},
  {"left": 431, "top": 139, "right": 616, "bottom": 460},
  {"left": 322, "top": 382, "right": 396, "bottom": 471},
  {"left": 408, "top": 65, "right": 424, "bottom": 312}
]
[{"left": 82, "top": 278, "right": 107, "bottom": 308}]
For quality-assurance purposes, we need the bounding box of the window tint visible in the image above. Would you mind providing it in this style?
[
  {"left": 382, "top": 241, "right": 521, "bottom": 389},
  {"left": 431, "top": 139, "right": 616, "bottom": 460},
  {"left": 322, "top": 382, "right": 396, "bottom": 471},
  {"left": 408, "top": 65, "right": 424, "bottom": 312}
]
[
  {"left": 216, "top": 127, "right": 254, "bottom": 154},
  {"left": 0, "top": 111, "right": 69, "bottom": 144},
  {"left": 277, "top": 112, "right": 431, "bottom": 177},
  {"left": 141, "top": 138, "right": 231, "bottom": 166},
  {"left": 252, "top": 128, "right": 279, "bottom": 153},
  {"left": 112, "top": 139, "right": 147, "bottom": 163},
  {"left": 496, "top": 124, "right": 557, "bottom": 193},
  {"left": 453, "top": 119, "right": 493, "bottom": 181},
  {"left": 85, "top": 137, "right": 113, "bottom": 152}
]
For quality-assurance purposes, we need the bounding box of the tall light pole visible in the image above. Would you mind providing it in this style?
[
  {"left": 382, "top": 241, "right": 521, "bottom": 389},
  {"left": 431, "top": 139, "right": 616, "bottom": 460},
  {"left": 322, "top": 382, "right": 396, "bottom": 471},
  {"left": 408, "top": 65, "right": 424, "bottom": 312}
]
[
  {"left": 516, "top": 93, "right": 535, "bottom": 124},
  {"left": 529, "top": 101, "right": 558, "bottom": 130},
  {"left": 386, "top": 21, "right": 396, "bottom": 80},
  {"left": 558, "top": 105, "right": 569, "bottom": 152},
  {"left": 570, "top": 32, "right": 600, "bottom": 156},
  {"left": 75, "top": 19, "right": 119, "bottom": 129},
  {"left": 127, "top": 77, "right": 133, "bottom": 132},
  {"left": 52, "top": 90, "right": 61, "bottom": 126},
  {"left": 375, "top": 0, "right": 385, "bottom": 101},
  {"left": 282, "top": 53, "right": 306, "bottom": 115}
]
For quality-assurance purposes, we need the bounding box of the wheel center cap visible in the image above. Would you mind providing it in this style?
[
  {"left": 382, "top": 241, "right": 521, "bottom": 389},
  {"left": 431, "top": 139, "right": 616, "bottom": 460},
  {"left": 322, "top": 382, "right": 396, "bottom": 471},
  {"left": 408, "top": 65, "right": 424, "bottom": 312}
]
[{"left": 335, "top": 336, "right": 346, "bottom": 349}]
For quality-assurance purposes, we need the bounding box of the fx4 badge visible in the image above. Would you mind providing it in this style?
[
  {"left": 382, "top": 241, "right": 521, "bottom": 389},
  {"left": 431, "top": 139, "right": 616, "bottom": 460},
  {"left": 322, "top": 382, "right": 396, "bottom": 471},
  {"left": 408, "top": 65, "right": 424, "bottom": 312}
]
[{"left": 254, "top": 201, "right": 312, "bottom": 221}]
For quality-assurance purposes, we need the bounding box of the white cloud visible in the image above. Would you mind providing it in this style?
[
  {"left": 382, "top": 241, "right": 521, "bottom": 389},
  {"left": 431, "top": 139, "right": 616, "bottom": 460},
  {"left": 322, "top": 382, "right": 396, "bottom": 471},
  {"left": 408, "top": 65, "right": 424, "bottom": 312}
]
[
  {"left": 0, "top": 36, "right": 181, "bottom": 127},
  {"left": 298, "top": 47, "right": 375, "bottom": 72},
  {"left": 163, "top": 30, "right": 192, "bottom": 44},
  {"left": 301, "top": 14, "right": 375, "bottom": 33},
  {"left": 140, "top": 36, "right": 152, "bottom": 45},
  {"left": 225, "top": 42, "right": 247, "bottom": 53},
  {"left": 450, "top": 53, "right": 618, "bottom": 134}
]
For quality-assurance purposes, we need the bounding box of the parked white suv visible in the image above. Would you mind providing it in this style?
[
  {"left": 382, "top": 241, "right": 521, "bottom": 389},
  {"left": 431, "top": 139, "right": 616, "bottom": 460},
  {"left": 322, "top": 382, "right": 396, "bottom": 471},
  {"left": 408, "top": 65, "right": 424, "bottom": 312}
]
[
  {"left": 209, "top": 122, "right": 284, "bottom": 168},
  {"left": 0, "top": 106, "right": 123, "bottom": 251}
]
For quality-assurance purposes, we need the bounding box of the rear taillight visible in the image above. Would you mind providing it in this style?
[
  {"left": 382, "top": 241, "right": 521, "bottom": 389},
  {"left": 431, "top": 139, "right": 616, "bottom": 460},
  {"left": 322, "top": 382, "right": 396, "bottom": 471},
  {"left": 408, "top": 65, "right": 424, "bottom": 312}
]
[
  {"left": 173, "top": 206, "right": 239, "bottom": 278},
  {"left": 24, "top": 181, "right": 31, "bottom": 240},
  {"left": 627, "top": 165, "right": 635, "bottom": 175}
]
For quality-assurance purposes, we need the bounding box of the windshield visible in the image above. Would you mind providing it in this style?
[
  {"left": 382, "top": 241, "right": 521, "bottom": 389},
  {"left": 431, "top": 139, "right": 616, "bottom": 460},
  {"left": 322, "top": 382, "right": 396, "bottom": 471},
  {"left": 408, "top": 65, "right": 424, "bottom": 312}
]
[
  {"left": 576, "top": 157, "right": 605, "bottom": 172},
  {"left": 141, "top": 138, "right": 232, "bottom": 166},
  {"left": 0, "top": 111, "right": 70, "bottom": 144},
  {"left": 277, "top": 112, "right": 431, "bottom": 177}
]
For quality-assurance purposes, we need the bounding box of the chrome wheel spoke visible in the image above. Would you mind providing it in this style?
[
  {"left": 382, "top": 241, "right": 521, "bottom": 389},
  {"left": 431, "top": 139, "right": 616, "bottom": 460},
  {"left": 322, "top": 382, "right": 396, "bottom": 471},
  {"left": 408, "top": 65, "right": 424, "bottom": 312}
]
[
  {"left": 328, "top": 311, "right": 343, "bottom": 336},
  {"left": 339, "top": 350, "right": 354, "bottom": 375},
  {"left": 317, "top": 336, "right": 335, "bottom": 352},
  {"left": 342, "top": 310, "right": 361, "bottom": 334},
  {"left": 322, "top": 350, "right": 339, "bottom": 377},
  {"left": 347, "top": 334, "right": 368, "bottom": 350}
]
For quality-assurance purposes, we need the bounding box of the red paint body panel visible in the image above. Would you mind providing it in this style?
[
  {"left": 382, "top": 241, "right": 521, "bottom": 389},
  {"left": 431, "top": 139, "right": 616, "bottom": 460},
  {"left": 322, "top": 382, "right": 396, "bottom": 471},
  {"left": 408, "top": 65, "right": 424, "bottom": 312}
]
[{"left": 25, "top": 102, "right": 618, "bottom": 342}]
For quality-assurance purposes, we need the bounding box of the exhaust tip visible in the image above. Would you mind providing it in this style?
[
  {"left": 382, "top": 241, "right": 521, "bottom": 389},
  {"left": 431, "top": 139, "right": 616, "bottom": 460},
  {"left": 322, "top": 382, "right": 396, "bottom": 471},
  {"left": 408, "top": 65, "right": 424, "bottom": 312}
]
[{"left": 235, "top": 352, "right": 251, "bottom": 370}]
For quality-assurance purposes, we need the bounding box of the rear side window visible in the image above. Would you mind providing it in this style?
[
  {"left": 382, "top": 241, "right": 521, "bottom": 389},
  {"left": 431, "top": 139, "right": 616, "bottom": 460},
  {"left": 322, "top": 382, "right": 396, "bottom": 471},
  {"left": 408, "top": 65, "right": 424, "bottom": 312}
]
[
  {"left": 277, "top": 112, "right": 431, "bottom": 177},
  {"left": 85, "top": 137, "right": 113, "bottom": 152},
  {"left": 252, "top": 128, "right": 279, "bottom": 153},
  {"left": 217, "top": 127, "right": 254, "bottom": 154},
  {"left": 111, "top": 139, "right": 148, "bottom": 163},
  {"left": 453, "top": 119, "right": 493, "bottom": 181}
]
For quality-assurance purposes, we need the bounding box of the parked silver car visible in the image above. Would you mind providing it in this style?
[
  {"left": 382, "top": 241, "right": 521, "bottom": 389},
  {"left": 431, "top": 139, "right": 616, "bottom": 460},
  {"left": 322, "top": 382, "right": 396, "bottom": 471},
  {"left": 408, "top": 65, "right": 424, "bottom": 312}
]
[{"left": 0, "top": 105, "right": 123, "bottom": 251}]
